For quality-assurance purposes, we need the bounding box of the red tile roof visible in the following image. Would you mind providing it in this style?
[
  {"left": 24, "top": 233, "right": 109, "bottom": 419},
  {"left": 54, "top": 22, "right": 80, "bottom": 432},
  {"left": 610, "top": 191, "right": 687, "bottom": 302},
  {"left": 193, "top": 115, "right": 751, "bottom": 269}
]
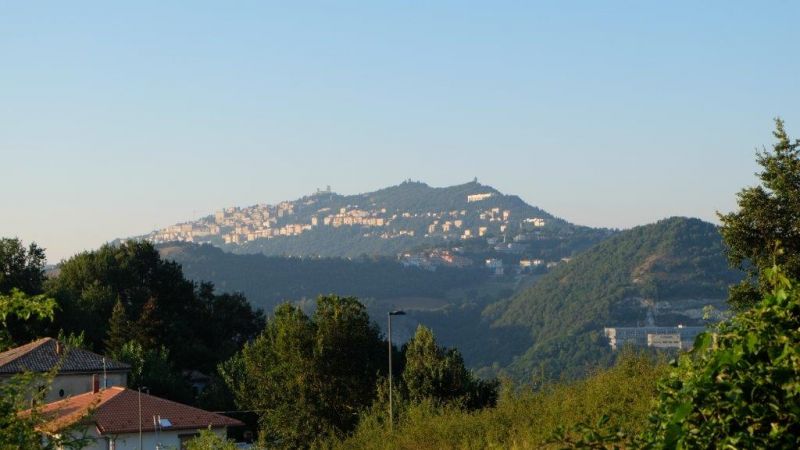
[
  {"left": 29, "top": 386, "right": 242, "bottom": 435},
  {"left": 0, "top": 337, "right": 130, "bottom": 374}
]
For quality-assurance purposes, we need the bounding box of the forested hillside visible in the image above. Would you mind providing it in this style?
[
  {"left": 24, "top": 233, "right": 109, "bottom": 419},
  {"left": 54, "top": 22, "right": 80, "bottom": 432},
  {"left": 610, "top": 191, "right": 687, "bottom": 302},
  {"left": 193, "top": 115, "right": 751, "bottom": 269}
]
[
  {"left": 486, "top": 217, "right": 742, "bottom": 379},
  {"left": 159, "top": 242, "right": 489, "bottom": 313}
]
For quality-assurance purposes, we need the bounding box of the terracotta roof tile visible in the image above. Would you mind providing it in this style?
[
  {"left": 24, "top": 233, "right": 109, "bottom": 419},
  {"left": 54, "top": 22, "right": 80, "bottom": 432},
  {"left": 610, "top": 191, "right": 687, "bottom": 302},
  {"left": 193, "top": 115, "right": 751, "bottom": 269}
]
[
  {"left": 0, "top": 338, "right": 130, "bottom": 374},
  {"left": 29, "top": 387, "right": 242, "bottom": 435}
]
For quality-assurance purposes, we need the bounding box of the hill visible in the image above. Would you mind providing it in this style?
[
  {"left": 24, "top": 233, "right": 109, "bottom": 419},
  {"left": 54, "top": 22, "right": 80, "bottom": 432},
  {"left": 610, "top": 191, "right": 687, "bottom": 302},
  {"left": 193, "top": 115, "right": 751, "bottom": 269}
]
[
  {"left": 139, "top": 180, "right": 611, "bottom": 259},
  {"left": 485, "top": 217, "right": 742, "bottom": 379},
  {"left": 158, "top": 242, "right": 490, "bottom": 313}
]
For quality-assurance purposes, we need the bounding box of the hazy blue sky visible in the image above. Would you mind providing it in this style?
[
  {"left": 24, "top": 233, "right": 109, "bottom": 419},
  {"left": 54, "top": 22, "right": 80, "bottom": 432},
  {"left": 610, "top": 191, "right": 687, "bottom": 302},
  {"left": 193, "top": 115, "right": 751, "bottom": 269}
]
[{"left": 2, "top": 1, "right": 798, "bottom": 262}]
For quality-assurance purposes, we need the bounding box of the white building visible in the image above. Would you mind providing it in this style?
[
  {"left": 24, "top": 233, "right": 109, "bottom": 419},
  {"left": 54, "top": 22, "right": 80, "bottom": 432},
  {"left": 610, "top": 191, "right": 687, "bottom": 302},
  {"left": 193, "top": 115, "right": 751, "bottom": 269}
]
[{"left": 467, "top": 193, "right": 494, "bottom": 202}]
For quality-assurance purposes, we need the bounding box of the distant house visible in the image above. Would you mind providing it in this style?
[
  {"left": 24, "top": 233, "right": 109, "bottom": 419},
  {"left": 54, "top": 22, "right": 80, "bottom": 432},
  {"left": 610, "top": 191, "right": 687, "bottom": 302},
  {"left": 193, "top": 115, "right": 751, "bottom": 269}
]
[
  {"left": 485, "top": 258, "right": 504, "bottom": 276},
  {"left": 28, "top": 386, "right": 242, "bottom": 450},
  {"left": 603, "top": 326, "right": 705, "bottom": 350},
  {"left": 0, "top": 338, "right": 130, "bottom": 402},
  {"left": 466, "top": 193, "right": 493, "bottom": 203}
]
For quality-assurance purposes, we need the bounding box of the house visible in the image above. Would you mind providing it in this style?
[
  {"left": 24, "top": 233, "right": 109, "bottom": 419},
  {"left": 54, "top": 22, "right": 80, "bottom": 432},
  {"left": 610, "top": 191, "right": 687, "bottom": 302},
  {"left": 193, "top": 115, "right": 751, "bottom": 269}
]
[
  {"left": 603, "top": 326, "right": 705, "bottom": 350},
  {"left": 485, "top": 258, "right": 504, "bottom": 276},
  {"left": 0, "top": 338, "right": 130, "bottom": 402},
  {"left": 28, "top": 386, "right": 242, "bottom": 450}
]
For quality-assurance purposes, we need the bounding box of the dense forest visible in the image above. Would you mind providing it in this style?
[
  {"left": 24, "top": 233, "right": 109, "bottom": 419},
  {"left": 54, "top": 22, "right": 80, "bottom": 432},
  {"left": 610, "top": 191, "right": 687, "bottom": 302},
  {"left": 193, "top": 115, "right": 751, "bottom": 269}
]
[
  {"left": 486, "top": 217, "right": 741, "bottom": 379},
  {"left": 159, "top": 242, "right": 488, "bottom": 313}
]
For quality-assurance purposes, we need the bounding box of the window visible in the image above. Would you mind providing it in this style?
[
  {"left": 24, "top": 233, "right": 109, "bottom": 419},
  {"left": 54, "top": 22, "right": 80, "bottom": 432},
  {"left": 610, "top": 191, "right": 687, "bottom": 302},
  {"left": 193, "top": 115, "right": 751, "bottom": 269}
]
[{"left": 58, "top": 389, "right": 65, "bottom": 398}]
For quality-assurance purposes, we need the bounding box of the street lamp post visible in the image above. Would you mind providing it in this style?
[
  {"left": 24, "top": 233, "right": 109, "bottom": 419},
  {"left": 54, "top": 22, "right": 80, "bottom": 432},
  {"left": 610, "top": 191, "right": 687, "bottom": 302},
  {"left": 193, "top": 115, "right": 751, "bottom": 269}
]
[
  {"left": 138, "top": 386, "right": 148, "bottom": 450},
  {"left": 387, "top": 310, "right": 405, "bottom": 432}
]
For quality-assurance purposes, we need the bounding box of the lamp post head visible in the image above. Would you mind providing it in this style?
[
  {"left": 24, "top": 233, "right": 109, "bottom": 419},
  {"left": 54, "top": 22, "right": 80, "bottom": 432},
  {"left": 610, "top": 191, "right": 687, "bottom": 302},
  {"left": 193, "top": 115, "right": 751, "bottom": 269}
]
[{"left": 389, "top": 310, "right": 406, "bottom": 316}]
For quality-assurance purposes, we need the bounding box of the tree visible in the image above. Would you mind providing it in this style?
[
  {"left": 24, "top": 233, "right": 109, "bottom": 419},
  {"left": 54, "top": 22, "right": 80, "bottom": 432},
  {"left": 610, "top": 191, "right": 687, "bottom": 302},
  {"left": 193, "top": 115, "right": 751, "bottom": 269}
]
[
  {"left": 132, "top": 297, "right": 161, "bottom": 350},
  {"left": 47, "top": 241, "right": 263, "bottom": 375},
  {"left": 196, "top": 283, "right": 265, "bottom": 362},
  {"left": 0, "top": 289, "right": 57, "bottom": 351},
  {"left": 641, "top": 265, "right": 800, "bottom": 448},
  {"left": 186, "top": 427, "right": 238, "bottom": 450},
  {"left": 223, "top": 296, "right": 384, "bottom": 448},
  {"left": 103, "top": 298, "right": 130, "bottom": 357},
  {"left": 116, "top": 340, "right": 193, "bottom": 403},
  {"left": 0, "top": 238, "right": 53, "bottom": 346},
  {"left": 312, "top": 295, "right": 385, "bottom": 432},
  {"left": 47, "top": 241, "right": 198, "bottom": 357},
  {"left": 0, "top": 238, "right": 46, "bottom": 295},
  {"left": 0, "top": 276, "right": 89, "bottom": 450},
  {"left": 719, "top": 119, "right": 800, "bottom": 310},
  {"left": 403, "top": 325, "right": 498, "bottom": 410},
  {"left": 225, "top": 303, "right": 319, "bottom": 448}
]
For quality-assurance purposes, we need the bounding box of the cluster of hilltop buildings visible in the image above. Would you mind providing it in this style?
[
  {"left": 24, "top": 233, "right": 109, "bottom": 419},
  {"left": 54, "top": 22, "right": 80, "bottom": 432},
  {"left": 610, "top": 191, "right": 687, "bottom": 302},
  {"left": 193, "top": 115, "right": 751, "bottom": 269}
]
[
  {"left": 0, "top": 338, "right": 242, "bottom": 450},
  {"left": 145, "top": 192, "right": 549, "bottom": 249},
  {"left": 400, "top": 248, "right": 474, "bottom": 271}
]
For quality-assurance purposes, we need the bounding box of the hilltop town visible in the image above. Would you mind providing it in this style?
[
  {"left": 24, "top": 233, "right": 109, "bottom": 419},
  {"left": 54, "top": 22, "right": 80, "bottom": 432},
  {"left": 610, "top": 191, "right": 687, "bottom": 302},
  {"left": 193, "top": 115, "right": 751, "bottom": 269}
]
[
  {"left": 148, "top": 188, "right": 547, "bottom": 247},
  {"left": 135, "top": 181, "right": 610, "bottom": 271}
]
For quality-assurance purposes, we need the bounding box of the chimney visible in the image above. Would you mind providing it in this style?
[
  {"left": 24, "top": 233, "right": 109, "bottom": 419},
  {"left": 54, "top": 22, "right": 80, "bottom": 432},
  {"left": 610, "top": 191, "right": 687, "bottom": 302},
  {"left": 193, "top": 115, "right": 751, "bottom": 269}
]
[
  {"left": 55, "top": 341, "right": 62, "bottom": 355},
  {"left": 92, "top": 374, "right": 100, "bottom": 393}
]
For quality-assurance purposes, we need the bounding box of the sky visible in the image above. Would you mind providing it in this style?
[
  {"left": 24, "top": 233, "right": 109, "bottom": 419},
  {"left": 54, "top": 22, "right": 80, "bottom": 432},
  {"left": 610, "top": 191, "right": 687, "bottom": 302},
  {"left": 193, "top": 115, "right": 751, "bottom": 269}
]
[{"left": 1, "top": 1, "right": 798, "bottom": 262}]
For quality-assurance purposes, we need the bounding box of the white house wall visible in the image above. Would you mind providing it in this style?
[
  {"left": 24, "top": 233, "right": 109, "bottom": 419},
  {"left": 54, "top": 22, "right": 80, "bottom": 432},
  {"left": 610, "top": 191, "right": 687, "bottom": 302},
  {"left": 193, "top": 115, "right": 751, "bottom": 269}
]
[
  {"left": 47, "top": 373, "right": 128, "bottom": 402},
  {"left": 67, "top": 426, "right": 227, "bottom": 450}
]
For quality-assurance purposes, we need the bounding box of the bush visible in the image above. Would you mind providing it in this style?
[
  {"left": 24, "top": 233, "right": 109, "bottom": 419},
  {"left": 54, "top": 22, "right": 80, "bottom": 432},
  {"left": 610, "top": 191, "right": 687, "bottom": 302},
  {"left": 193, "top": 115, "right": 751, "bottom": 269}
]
[
  {"left": 326, "top": 351, "right": 664, "bottom": 449},
  {"left": 641, "top": 266, "right": 800, "bottom": 448}
]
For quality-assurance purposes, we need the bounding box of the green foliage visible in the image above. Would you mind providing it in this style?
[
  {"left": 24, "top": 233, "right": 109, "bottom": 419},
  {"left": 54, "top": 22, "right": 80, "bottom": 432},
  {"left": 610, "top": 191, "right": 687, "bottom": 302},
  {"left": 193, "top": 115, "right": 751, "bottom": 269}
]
[
  {"left": 223, "top": 296, "right": 385, "bottom": 448},
  {"left": 0, "top": 276, "right": 91, "bottom": 450},
  {"left": 548, "top": 415, "right": 627, "bottom": 450},
  {"left": 48, "top": 241, "right": 198, "bottom": 361},
  {"left": 103, "top": 298, "right": 130, "bottom": 356},
  {"left": 161, "top": 242, "right": 488, "bottom": 313},
  {"left": 327, "top": 352, "right": 665, "bottom": 449},
  {"left": 640, "top": 266, "right": 800, "bottom": 449},
  {"left": 0, "top": 289, "right": 57, "bottom": 327},
  {"left": 403, "top": 325, "right": 498, "bottom": 409},
  {"left": 719, "top": 119, "right": 800, "bottom": 310},
  {"left": 0, "top": 289, "right": 57, "bottom": 351},
  {"left": 0, "top": 238, "right": 46, "bottom": 295},
  {"left": 185, "top": 427, "right": 239, "bottom": 450},
  {"left": 0, "top": 372, "right": 93, "bottom": 450},
  {"left": 0, "top": 238, "right": 55, "bottom": 348},
  {"left": 116, "top": 340, "right": 194, "bottom": 403},
  {"left": 56, "top": 329, "right": 87, "bottom": 350},
  {"left": 491, "top": 217, "right": 739, "bottom": 379},
  {"left": 46, "top": 240, "right": 264, "bottom": 396}
]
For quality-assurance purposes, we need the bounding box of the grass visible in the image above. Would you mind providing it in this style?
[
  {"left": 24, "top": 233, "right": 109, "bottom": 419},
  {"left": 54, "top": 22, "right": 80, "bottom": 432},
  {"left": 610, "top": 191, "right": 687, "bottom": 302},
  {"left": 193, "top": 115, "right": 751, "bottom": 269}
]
[{"left": 322, "top": 351, "right": 665, "bottom": 449}]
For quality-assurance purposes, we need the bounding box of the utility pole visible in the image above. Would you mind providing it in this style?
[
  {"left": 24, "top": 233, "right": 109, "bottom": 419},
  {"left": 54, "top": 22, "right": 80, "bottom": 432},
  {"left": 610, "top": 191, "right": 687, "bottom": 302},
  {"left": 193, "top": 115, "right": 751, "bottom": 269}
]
[{"left": 138, "top": 386, "right": 146, "bottom": 450}]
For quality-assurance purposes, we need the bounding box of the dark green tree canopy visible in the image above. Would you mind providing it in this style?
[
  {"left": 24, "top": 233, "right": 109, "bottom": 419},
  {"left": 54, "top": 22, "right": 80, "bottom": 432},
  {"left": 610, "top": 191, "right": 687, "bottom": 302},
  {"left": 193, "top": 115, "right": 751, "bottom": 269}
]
[
  {"left": 103, "top": 298, "right": 130, "bottom": 357},
  {"left": 47, "top": 240, "right": 264, "bottom": 374},
  {"left": 403, "top": 325, "right": 498, "bottom": 410},
  {"left": 0, "top": 238, "right": 46, "bottom": 295},
  {"left": 223, "top": 296, "right": 385, "bottom": 448},
  {"left": 719, "top": 118, "right": 800, "bottom": 310},
  {"left": 0, "top": 238, "right": 55, "bottom": 347}
]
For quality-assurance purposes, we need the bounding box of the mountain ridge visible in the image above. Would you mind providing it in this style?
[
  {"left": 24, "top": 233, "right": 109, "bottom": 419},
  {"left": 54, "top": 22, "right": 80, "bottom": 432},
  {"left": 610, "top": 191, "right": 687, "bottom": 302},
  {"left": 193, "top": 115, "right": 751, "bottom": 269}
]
[
  {"left": 482, "top": 216, "right": 741, "bottom": 379},
  {"left": 133, "top": 180, "right": 607, "bottom": 259}
]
